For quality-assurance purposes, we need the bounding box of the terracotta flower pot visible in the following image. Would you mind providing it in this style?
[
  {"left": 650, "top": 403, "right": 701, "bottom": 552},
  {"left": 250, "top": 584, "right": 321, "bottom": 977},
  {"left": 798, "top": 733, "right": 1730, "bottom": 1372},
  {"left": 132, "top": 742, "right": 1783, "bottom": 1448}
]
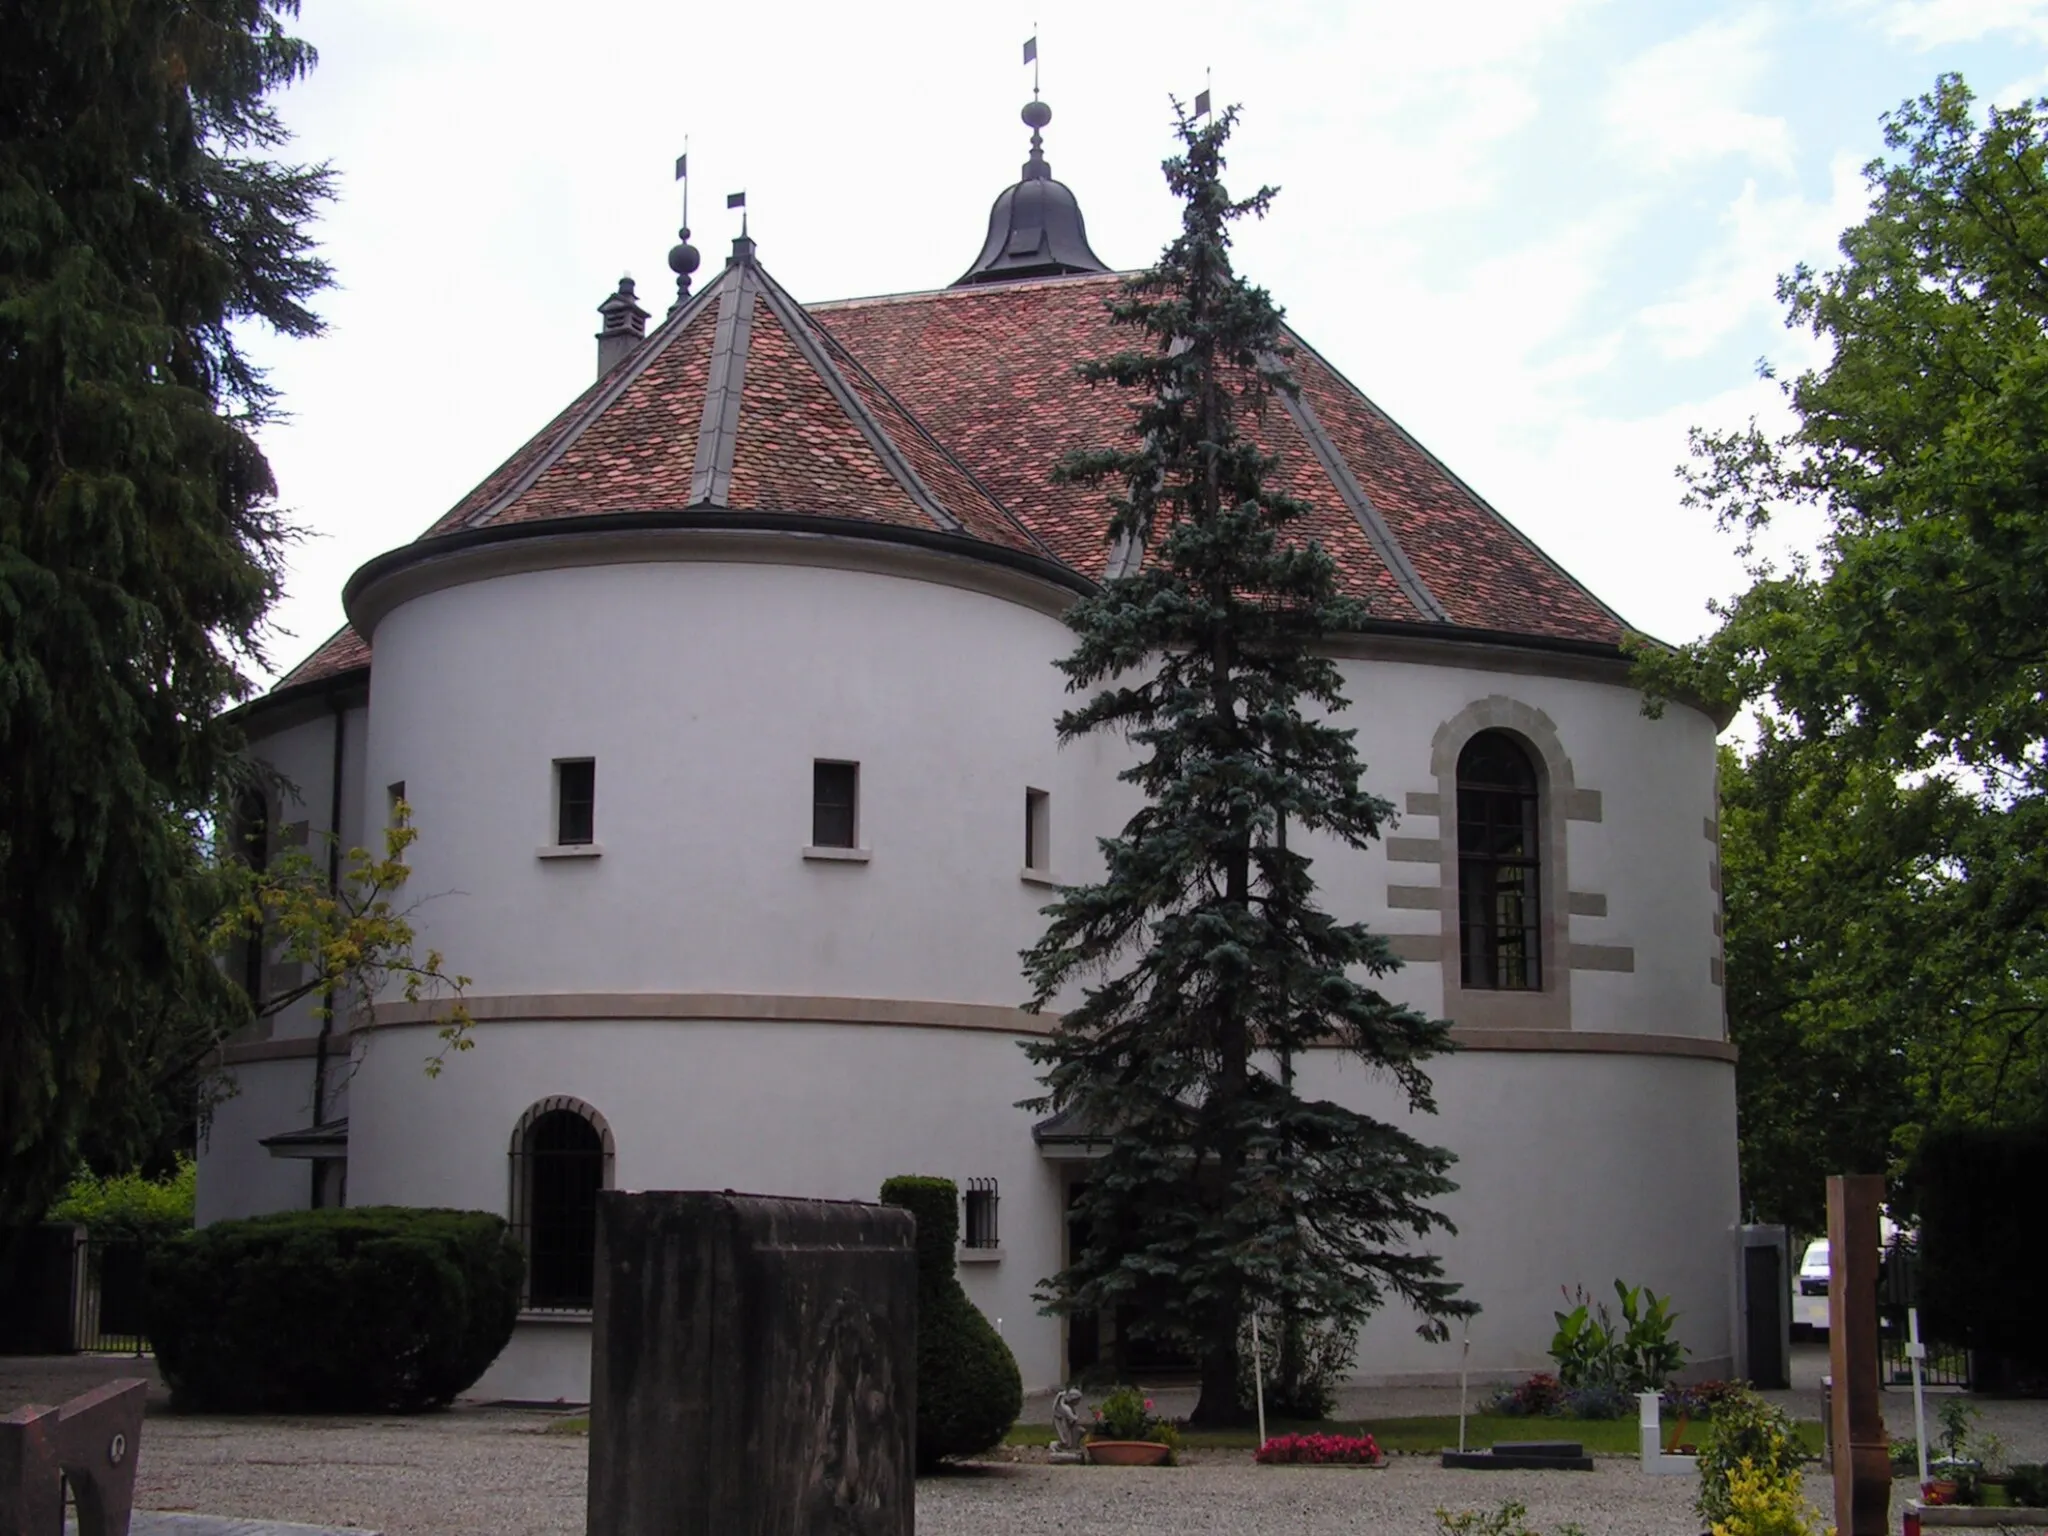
[
  {"left": 1087, "top": 1439, "right": 1171, "bottom": 1466},
  {"left": 1924, "top": 1479, "right": 1960, "bottom": 1506}
]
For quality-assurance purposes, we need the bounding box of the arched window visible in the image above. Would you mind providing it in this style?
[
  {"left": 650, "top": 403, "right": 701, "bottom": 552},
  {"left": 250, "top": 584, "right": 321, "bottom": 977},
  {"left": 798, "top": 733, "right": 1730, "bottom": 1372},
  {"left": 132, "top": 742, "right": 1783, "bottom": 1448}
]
[
  {"left": 1457, "top": 731, "right": 1542, "bottom": 991},
  {"left": 509, "top": 1098, "right": 614, "bottom": 1311},
  {"left": 233, "top": 789, "right": 270, "bottom": 1004}
]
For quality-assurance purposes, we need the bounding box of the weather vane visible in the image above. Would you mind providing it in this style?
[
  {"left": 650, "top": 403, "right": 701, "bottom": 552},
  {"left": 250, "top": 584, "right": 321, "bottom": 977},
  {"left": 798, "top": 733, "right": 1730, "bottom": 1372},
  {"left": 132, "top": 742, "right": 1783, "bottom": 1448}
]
[
  {"left": 667, "top": 137, "right": 701, "bottom": 309},
  {"left": 1195, "top": 67, "right": 1212, "bottom": 120},
  {"left": 1024, "top": 28, "right": 1039, "bottom": 99}
]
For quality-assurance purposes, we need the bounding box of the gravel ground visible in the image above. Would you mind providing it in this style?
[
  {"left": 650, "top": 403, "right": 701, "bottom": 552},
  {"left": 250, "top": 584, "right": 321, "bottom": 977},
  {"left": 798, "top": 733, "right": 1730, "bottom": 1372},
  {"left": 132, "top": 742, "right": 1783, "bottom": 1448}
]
[{"left": 10, "top": 1350, "right": 2048, "bottom": 1536}]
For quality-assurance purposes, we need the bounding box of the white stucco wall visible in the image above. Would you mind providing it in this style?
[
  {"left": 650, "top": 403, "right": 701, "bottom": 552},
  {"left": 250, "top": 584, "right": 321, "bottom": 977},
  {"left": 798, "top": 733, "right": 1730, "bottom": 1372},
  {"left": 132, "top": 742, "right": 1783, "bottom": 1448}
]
[{"left": 206, "top": 538, "right": 1736, "bottom": 1403}]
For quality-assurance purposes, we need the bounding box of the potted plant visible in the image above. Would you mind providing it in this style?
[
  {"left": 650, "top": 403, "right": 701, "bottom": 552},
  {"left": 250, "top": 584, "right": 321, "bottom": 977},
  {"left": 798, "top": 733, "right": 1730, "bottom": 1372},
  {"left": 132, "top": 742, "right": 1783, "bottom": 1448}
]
[{"left": 1085, "top": 1386, "right": 1178, "bottom": 1466}]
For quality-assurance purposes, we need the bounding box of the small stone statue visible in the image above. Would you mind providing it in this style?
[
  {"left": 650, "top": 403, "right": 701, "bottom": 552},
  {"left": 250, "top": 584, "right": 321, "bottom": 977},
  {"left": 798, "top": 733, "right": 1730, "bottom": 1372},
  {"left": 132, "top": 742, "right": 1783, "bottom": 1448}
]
[{"left": 1050, "top": 1387, "right": 1087, "bottom": 1459}]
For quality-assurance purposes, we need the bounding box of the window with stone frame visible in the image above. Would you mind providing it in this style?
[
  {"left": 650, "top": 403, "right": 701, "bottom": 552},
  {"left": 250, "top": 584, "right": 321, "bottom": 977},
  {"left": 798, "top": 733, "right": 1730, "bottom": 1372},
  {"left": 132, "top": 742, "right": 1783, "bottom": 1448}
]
[
  {"left": 509, "top": 1099, "right": 612, "bottom": 1311},
  {"left": 1456, "top": 730, "right": 1543, "bottom": 991}
]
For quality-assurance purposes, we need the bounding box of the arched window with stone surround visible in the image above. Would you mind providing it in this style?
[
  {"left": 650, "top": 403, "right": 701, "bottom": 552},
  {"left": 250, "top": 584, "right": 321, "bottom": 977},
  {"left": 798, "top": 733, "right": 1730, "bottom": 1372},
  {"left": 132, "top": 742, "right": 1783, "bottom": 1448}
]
[
  {"left": 508, "top": 1097, "right": 614, "bottom": 1311},
  {"left": 1457, "top": 731, "right": 1543, "bottom": 991}
]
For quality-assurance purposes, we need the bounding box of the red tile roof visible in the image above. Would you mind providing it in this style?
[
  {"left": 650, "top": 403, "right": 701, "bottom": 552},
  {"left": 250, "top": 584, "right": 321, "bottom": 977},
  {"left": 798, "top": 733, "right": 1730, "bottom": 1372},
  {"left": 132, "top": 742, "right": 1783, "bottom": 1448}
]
[{"left": 274, "top": 253, "right": 1624, "bottom": 691}]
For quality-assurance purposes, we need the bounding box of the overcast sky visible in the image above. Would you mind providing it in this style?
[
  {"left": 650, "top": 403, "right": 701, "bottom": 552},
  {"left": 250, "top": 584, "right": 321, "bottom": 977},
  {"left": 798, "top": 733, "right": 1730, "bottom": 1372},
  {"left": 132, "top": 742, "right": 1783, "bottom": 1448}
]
[{"left": 239, "top": 0, "right": 2048, "bottom": 685}]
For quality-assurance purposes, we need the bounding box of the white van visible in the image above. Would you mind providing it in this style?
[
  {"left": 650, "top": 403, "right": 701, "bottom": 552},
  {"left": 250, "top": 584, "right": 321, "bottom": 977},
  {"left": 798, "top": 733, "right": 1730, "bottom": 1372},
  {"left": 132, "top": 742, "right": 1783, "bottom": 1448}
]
[{"left": 1793, "top": 1238, "right": 1830, "bottom": 1334}]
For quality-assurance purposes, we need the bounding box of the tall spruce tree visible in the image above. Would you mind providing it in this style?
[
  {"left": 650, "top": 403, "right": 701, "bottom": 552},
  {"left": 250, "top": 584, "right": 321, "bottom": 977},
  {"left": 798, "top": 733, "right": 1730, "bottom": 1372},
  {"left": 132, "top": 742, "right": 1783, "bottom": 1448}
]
[
  {"left": 0, "top": 1, "right": 331, "bottom": 1221},
  {"left": 1022, "top": 105, "right": 1472, "bottom": 1425}
]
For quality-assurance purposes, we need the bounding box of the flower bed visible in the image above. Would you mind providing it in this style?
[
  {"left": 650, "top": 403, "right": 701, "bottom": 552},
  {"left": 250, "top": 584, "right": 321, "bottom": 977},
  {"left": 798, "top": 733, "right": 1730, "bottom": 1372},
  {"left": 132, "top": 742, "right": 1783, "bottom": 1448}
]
[{"left": 1255, "top": 1431, "right": 1384, "bottom": 1466}]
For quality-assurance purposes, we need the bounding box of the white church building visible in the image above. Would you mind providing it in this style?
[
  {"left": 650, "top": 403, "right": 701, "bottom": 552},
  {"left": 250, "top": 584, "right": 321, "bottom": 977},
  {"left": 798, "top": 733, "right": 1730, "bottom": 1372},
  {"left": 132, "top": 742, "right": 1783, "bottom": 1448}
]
[{"left": 202, "top": 101, "right": 1740, "bottom": 1405}]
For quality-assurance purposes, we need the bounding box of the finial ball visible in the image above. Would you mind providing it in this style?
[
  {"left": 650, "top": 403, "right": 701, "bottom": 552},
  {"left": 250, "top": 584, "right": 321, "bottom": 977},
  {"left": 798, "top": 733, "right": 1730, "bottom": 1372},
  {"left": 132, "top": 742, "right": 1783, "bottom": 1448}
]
[
  {"left": 669, "top": 235, "right": 701, "bottom": 277},
  {"left": 1022, "top": 99, "right": 1052, "bottom": 130}
]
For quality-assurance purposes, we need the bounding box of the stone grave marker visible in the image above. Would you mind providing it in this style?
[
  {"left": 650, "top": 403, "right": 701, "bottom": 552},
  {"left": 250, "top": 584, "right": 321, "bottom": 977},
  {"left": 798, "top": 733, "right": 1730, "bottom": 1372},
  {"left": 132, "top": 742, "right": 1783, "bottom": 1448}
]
[{"left": 586, "top": 1191, "right": 916, "bottom": 1536}]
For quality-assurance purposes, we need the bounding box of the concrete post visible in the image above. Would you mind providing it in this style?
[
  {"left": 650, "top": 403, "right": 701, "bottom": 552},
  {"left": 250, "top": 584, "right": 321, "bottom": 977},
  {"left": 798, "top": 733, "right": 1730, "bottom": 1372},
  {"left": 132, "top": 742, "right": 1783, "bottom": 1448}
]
[
  {"left": 586, "top": 1191, "right": 916, "bottom": 1536},
  {"left": 1828, "top": 1174, "right": 1890, "bottom": 1536}
]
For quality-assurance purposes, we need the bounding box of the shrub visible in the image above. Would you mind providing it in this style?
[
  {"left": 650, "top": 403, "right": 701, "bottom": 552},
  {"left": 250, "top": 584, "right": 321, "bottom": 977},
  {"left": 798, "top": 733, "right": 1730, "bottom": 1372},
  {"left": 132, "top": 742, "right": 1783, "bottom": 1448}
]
[
  {"left": 878, "top": 1176, "right": 1022, "bottom": 1469},
  {"left": 1549, "top": 1279, "right": 1687, "bottom": 1395},
  {"left": 1695, "top": 1387, "right": 1805, "bottom": 1526},
  {"left": 1708, "top": 1456, "right": 1829, "bottom": 1536},
  {"left": 1236, "top": 1309, "right": 1357, "bottom": 1420},
  {"left": 1561, "top": 1382, "right": 1635, "bottom": 1420},
  {"left": 47, "top": 1158, "right": 196, "bottom": 1243},
  {"left": 1486, "top": 1373, "right": 1565, "bottom": 1417},
  {"left": 145, "top": 1206, "right": 521, "bottom": 1412},
  {"left": 1257, "top": 1430, "right": 1381, "bottom": 1464},
  {"left": 1665, "top": 1379, "right": 1748, "bottom": 1421},
  {"left": 2005, "top": 1464, "right": 2048, "bottom": 1506}
]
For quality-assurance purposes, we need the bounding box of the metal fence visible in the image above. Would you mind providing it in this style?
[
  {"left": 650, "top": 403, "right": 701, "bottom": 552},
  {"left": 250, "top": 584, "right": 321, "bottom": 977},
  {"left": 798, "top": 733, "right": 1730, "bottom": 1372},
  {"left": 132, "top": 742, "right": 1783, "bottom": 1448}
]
[
  {"left": 1879, "top": 1235, "right": 1971, "bottom": 1389},
  {"left": 74, "top": 1238, "right": 151, "bottom": 1355}
]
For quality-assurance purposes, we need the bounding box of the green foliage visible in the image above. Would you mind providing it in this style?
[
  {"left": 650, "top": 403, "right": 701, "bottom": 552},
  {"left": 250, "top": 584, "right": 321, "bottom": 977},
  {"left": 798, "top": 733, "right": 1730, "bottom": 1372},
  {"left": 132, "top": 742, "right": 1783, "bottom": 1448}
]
[
  {"left": 47, "top": 1156, "right": 195, "bottom": 1242},
  {"left": 1021, "top": 101, "right": 1467, "bottom": 1430},
  {"left": 0, "top": 0, "right": 333, "bottom": 1222},
  {"left": 1913, "top": 1123, "right": 2048, "bottom": 1380},
  {"left": 214, "top": 799, "right": 476, "bottom": 1074},
  {"left": 1548, "top": 1280, "right": 1687, "bottom": 1396},
  {"left": 2005, "top": 1464, "right": 2048, "bottom": 1506},
  {"left": 1696, "top": 1387, "right": 1806, "bottom": 1526},
  {"left": 1090, "top": 1384, "right": 1176, "bottom": 1450},
  {"left": 145, "top": 1206, "right": 520, "bottom": 1413},
  {"left": 1433, "top": 1500, "right": 1588, "bottom": 1536},
  {"left": 1635, "top": 74, "right": 2048, "bottom": 1229},
  {"left": 1708, "top": 1458, "right": 1832, "bottom": 1536},
  {"left": 1237, "top": 1309, "right": 1356, "bottom": 1420},
  {"left": 878, "top": 1176, "right": 1022, "bottom": 1469}
]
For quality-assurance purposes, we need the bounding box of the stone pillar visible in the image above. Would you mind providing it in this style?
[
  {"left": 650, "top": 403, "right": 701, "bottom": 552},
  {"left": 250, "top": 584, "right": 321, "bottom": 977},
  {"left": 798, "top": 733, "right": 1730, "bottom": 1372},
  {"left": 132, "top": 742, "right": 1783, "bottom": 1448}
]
[
  {"left": 586, "top": 1191, "right": 916, "bottom": 1536},
  {"left": 1828, "top": 1174, "right": 1889, "bottom": 1536}
]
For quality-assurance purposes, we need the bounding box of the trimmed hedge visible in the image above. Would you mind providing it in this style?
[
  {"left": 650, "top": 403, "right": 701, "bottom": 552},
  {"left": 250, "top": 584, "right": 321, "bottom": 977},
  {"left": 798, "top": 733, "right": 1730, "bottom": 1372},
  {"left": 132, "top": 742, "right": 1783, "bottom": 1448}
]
[
  {"left": 1914, "top": 1123, "right": 2048, "bottom": 1384},
  {"left": 146, "top": 1206, "right": 523, "bottom": 1412},
  {"left": 879, "top": 1176, "right": 1022, "bottom": 1469}
]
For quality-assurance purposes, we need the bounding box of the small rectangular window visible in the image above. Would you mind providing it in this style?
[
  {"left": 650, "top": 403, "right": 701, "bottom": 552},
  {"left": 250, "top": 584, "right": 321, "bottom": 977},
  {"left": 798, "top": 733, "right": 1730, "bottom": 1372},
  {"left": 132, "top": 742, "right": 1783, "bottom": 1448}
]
[
  {"left": 556, "top": 759, "right": 596, "bottom": 846},
  {"left": 963, "top": 1178, "right": 1000, "bottom": 1249},
  {"left": 813, "top": 760, "right": 858, "bottom": 849},
  {"left": 1024, "top": 787, "right": 1050, "bottom": 873}
]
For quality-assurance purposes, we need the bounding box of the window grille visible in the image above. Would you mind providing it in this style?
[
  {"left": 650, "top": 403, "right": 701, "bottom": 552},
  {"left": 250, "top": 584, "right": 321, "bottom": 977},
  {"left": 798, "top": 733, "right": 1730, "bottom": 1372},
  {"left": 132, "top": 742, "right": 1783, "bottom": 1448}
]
[
  {"left": 813, "top": 761, "right": 859, "bottom": 848},
  {"left": 555, "top": 759, "right": 596, "bottom": 846},
  {"left": 1456, "top": 731, "right": 1542, "bottom": 991},
  {"left": 508, "top": 1097, "right": 613, "bottom": 1311},
  {"left": 963, "top": 1178, "right": 1000, "bottom": 1249}
]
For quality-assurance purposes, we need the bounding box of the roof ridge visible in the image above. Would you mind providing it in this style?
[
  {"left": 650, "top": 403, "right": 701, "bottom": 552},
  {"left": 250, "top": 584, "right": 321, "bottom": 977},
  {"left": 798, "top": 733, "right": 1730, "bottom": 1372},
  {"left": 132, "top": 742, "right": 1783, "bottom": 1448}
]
[
  {"left": 809, "top": 269, "right": 1132, "bottom": 312},
  {"left": 1266, "top": 352, "right": 1450, "bottom": 624},
  {"left": 1279, "top": 324, "right": 1633, "bottom": 635},
  {"left": 802, "top": 305, "right": 1061, "bottom": 564},
  {"left": 688, "top": 262, "right": 760, "bottom": 505},
  {"left": 460, "top": 265, "right": 733, "bottom": 530},
  {"left": 745, "top": 263, "right": 962, "bottom": 535}
]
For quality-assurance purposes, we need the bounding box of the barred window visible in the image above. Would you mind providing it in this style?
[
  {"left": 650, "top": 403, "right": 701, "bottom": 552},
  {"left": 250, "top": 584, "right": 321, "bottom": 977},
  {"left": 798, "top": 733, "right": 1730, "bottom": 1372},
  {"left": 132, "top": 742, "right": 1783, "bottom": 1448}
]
[
  {"left": 508, "top": 1098, "right": 614, "bottom": 1311},
  {"left": 555, "top": 759, "right": 596, "bottom": 847},
  {"left": 1457, "top": 731, "right": 1542, "bottom": 991},
  {"left": 813, "top": 761, "right": 859, "bottom": 849},
  {"left": 963, "top": 1178, "right": 1000, "bottom": 1249}
]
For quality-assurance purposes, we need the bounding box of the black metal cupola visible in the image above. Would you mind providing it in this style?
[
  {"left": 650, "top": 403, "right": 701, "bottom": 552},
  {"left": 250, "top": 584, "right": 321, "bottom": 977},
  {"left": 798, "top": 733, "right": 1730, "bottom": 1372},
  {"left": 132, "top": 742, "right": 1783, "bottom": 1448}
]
[{"left": 953, "top": 98, "right": 1110, "bottom": 285}]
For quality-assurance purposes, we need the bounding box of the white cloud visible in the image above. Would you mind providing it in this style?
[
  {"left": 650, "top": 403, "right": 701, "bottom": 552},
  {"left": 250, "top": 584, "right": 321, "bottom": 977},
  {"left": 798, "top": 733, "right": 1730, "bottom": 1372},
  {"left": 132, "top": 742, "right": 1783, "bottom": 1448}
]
[
  {"left": 1605, "top": 12, "right": 1795, "bottom": 176},
  {"left": 1637, "top": 152, "right": 1871, "bottom": 359},
  {"left": 1854, "top": 0, "right": 2048, "bottom": 46}
]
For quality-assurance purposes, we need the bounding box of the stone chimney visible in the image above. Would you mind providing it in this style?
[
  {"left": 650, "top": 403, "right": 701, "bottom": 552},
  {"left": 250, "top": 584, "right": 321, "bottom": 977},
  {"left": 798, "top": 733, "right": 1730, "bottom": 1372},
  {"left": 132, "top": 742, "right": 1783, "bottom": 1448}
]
[{"left": 595, "top": 276, "right": 649, "bottom": 380}]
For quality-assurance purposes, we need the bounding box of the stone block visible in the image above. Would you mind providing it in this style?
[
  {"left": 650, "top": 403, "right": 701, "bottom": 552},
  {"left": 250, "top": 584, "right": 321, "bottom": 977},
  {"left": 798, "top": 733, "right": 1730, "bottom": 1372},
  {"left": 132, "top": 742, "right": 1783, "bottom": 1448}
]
[
  {"left": 587, "top": 1191, "right": 916, "bottom": 1536},
  {"left": 2, "top": 1377, "right": 145, "bottom": 1536}
]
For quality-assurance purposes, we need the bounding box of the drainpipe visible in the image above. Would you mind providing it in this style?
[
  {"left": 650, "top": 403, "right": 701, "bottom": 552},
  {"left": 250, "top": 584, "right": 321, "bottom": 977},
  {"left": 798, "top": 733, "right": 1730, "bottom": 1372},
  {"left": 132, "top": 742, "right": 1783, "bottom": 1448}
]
[{"left": 310, "top": 698, "right": 345, "bottom": 1206}]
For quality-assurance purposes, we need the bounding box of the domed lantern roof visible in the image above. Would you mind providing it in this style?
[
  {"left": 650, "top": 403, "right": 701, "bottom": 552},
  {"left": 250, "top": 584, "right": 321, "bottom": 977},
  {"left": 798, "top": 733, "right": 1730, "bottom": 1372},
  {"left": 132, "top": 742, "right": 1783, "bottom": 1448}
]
[{"left": 953, "top": 99, "right": 1110, "bottom": 285}]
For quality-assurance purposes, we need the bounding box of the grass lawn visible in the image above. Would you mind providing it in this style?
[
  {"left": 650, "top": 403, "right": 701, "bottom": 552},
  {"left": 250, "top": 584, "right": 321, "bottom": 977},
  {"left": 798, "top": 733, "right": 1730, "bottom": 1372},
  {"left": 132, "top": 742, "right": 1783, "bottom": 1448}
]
[{"left": 1003, "top": 1414, "right": 1827, "bottom": 1458}]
